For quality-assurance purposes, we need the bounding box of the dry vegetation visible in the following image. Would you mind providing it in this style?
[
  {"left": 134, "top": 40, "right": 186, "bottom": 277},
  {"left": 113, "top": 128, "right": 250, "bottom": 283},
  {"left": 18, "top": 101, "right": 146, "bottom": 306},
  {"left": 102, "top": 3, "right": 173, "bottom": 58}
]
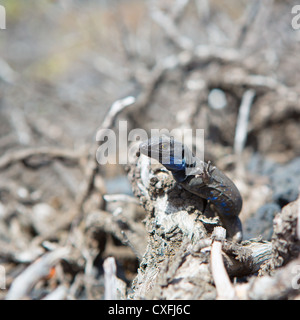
[{"left": 0, "top": 0, "right": 300, "bottom": 300}]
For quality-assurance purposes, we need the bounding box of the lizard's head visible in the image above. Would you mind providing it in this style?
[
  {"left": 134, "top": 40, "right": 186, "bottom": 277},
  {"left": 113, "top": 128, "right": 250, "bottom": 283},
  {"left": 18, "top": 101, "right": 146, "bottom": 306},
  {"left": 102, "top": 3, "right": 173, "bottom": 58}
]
[{"left": 139, "top": 135, "right": 186, "bottom": 171}]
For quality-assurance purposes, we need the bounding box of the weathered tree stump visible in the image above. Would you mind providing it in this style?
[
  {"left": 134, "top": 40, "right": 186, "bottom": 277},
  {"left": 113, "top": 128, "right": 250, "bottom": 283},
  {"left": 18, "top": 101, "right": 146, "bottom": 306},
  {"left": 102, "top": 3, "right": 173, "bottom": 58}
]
[{"left": 126, "top": 151, "right": 283, "bottom": 300}]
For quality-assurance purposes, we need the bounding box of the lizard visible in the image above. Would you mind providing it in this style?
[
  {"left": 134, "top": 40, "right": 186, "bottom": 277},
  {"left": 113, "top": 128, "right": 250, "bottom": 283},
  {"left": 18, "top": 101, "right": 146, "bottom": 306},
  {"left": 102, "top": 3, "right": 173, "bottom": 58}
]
[{"left": 138, "top": 135, "right": 243, "bottom": 242}]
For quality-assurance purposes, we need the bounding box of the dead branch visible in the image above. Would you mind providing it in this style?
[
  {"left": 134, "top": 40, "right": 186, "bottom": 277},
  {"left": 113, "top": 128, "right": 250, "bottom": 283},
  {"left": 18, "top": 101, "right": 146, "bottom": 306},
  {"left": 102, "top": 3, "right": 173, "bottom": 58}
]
[
  {"left": 68, "top": 95, "right": 137, "bottom": 230},
  {"left": 235, "top": 1, "right": 261, "bottom": 48},
  {"left": 127, "top": 152, "right": 274, "bottom": 299},
  {"left": 235, "top": 256, "right": 300, "bottom": 300},
  {"left": 128, "top": 151, "right": 300, "bottom": 300},
  {"left": 42, "top": 285, "right": 68, "bottom": 300},
  {"left": 150, "top": 6, "right": 194, "bottom": 51},
  {"left": 6, "top": 247, "right": 70, "bottom": 300},
  {"left": 211, "top": 227, "right": 236, "bottom": 300},
  {"left": 104, "top": 257, "right": 117, "bottom": 300},
  {"left": 85, "top": 208, "right": 146, "bottom": 261},
  {"left": 0, "top": 147, "right": 85, "bottom": 171},
  {"left": 234, "top": 89, "right": 256, "bottom": 155},
  {"left": 96, "top": 96, "right": 136, "bottom": 141}
]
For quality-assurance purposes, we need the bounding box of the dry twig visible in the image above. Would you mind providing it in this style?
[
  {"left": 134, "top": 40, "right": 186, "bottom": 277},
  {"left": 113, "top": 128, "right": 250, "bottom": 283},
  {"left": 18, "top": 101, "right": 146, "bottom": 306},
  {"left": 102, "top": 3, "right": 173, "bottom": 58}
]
[
  {"left": 234, "top": 89, "right": 256, "bottom": 155},
  {"left": 211, "top": 227, "right": 236, "bottom": 300},
  {"left": 0, "top": 147, "right": 85, "bottom": 171},
  {"left": 104, "top": 257, "right": 117, "bottom": 300},
  {"left": 6, "top": 247, "right": 70, "bottom": 300}
]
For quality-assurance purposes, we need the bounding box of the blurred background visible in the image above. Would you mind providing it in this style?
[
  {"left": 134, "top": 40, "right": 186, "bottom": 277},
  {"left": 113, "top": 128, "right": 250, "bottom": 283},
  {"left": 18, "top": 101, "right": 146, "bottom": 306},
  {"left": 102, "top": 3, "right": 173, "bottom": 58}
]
[{"left": 0, "top": 0, "right": 300, "bottom": 299}]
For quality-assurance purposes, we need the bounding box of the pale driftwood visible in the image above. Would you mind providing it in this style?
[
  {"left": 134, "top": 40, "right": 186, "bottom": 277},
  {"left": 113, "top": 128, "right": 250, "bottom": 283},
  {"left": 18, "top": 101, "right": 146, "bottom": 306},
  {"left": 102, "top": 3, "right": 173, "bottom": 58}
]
[
  {"left": 151, "top": 7, "right": 194, "bottom": 51},
  {"left": 103, "top": 194, "right": 139, "bottom": 204},
  {"left": 234, "top": 89, "right": 256, "bottom": 155},
  {"left": 6, "top": 247, "right": 70, "bottom": 300},
  {"left": 104, "top": 257, "right": 117, "bottom": 300},
  {"left": 127, "top": 152, "right": 276, "bottom": 300},
  {"left": 96, "top": 96, "right": 136, "bottom": 141},
  {"left": 211, "top": 227, "right": 236, "bottom": 300},
  {"left": 104, "top": 257, "right": 127, "bottom": 300},
  {"left": 0, "top": 147, "right": 85, "bottom": 171},
  {"left": 42, "top": 285, "right": 68, "bottom": 300}
]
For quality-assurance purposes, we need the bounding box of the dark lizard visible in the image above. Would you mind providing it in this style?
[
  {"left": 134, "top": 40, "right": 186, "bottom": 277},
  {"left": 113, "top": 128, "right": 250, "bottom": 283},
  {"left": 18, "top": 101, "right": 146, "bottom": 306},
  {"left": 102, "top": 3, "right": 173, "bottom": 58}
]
[{"left": 139, "top": 135, "right": 243, "bottom": 242}]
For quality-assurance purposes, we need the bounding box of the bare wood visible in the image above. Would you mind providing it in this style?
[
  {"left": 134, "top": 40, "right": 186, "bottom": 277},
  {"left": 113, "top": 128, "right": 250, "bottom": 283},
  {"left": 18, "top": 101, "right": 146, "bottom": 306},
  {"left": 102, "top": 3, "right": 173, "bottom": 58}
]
[
  {"left": 0, "top": 147, "right": 85, "bottom": 171},
  {"left": 104, "top": 257, "right": 117, "bottom": 300},
  {"left": 127, "top": 152, "right": 274, "bottom": 299},
  {"left": 217, "top": 238, "right": 271, "bottom": 277},
  {"left": 234, "top": 89, "right": 256, "bottom": 155},
  {"left": 103, "top": 257, "right": 127, "bottom": 300},
  {"left": 235, "top": 256, "right": 300, "bottom": 300},
  {"left": 103, "top": 194, "right": 139, "bottom": 204},
  {"left": 211, "top": 227, "right": 236, "bottom": 299},
  {"left": 96, "top": 96, "right": 136, "bottom": 142},
  {"left": 42, "top": 285, "right": 68, "bottom": 300},
  {"left": 6, "top": 247, "right": 70, "bottom": 300}
]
